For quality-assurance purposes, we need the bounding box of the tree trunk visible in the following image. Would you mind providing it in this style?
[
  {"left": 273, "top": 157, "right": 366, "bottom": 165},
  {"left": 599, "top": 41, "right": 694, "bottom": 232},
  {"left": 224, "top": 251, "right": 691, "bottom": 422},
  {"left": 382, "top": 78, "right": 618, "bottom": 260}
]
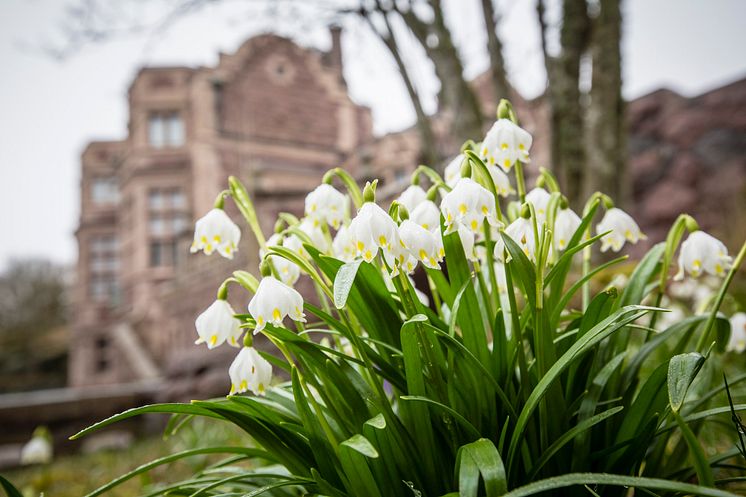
[
  {"left": 480, "top": 0, "right": 511, "bottom": 105},
  {"left": 398, "top": 0, "right": 484, "bottom": 145},
  {"left": 549, "top": 0, "right": 590, "bottom": 208},
  {"left": 585, "top": 0, "right": 625, "bottom": 203},
  {"left": 361, "top": 6, "right": 440, "bottom": 167}
]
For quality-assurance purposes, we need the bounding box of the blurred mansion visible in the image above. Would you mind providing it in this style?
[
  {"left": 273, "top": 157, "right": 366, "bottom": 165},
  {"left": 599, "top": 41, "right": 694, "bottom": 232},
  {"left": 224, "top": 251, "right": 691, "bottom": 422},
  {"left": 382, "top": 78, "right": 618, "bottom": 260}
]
[{"left": 72, "top": 28, "right": 746, "bottom": 390}]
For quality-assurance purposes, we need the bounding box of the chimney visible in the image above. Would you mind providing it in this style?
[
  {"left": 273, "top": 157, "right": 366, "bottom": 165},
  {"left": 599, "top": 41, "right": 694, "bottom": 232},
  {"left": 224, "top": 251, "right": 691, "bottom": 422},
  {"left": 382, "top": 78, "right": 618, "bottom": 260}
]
[{"left": 329, "top": 25, "right": 343, "bottom": 68}]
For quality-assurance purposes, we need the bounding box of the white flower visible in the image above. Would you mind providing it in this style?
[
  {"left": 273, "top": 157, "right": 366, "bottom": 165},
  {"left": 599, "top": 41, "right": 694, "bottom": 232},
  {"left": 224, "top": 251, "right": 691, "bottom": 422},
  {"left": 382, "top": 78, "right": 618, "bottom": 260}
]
[
  {"left": 728, "top": 312, "right": 746, "bottom": 353},
  {"left": 457, "top": 224, "right": 478, "bottom": 261},
  {"left": 554, "top": 207, "right": 581, "bottom": 251},
  {"left": 440, "top": 178, "right": 499, "bottom": 235},
  {"left": 229, "top": 346, "right": 272, "bottom": 396},
  {"left": 397, "top": 185, "right": 427, "bottom": 213},
  {"left": 20, "top": 432, "right": 52, "bottom": 465},
  {"left": 410, "top": 200, "right": 441, "bottom": 233},
  {"left": 675, "top": 231, "right": 732, "bottom": 279},
  {"left": 481, "top": 119, "right": 533, "bottom": 172},
  {"left": 195, "top": 299, "right": 243, "bottom": 349},
  {"left": 284, "top": 217, "right": 330, "bottom": 256},
  {"left": 262, "top": 234, "right": 300, "bottom": 286},
  {"left": 444, "top": 154, "right": 465, "bottom": 187},
  {"left": 248, "top": 276, "right": 306, "bottom": 333},
  {"left": 596, "top": 208, "right": 646, "bottom": 252},
  {"left": 305, "top": 184, "right": 349, "bottom": 229},
  {"left": 190, "top": 208, "right": 241, "bottom": 258},
  {"left": 348, "top": 202, "right": 399, "bottom": 263},
  {"left": 525, "top": 188, "right": 551, "bottom": 223},
  {"left": 332, "top": 225, "right": 355, "bottom": 262},
  {"left": 399, "top": 220, "right": 444, "bottom": 270},
  {"left": 495, "top": 217, "right": 536, "bottom": 261},
  {"left": 488, "top": 166, "right": 513, "bottom": 197}
]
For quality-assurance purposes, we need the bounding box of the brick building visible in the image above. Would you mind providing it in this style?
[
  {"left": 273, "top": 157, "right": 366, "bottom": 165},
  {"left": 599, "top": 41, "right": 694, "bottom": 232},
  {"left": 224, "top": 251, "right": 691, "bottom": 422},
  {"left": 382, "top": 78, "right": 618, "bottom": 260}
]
[{"left": 71, "top": 30, "right": 373, "bottom": 387}]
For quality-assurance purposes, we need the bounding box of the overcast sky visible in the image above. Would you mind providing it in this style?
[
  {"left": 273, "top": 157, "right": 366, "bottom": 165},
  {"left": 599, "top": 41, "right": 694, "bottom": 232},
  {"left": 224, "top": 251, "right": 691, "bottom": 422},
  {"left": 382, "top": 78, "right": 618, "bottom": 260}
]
[{"left": 1, "top": 0, "right": 745, "bottom": 271}]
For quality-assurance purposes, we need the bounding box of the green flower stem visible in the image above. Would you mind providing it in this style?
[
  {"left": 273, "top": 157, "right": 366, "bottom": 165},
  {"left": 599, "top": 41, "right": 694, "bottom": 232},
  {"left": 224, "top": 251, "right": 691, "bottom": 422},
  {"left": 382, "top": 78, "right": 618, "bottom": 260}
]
[
  {"left": 411, "top": 164, "right": 446, "bottom": 188},
  {"left": 216, "top": 277, "right": 238, "bottom": 301},
  {"left": 474, "top": 261, "right": 495, "bottom": 325},
  {"left": 213, "top": 190, "right": 230, "bottom": 209},
  {"left": 695, "top": 238, "right": 746, "bottom": 352},
  {"left": 465, "top": 150, "right": 505, "bottom": 224},
  {"left": 297, "top": 369, "right": 340, "bottom": 447},
  {"left": 483, "top": 220, "right": 501, "bottom": 311},
  {"left": 515, "top": 161, "right": 527, "bottom": 203},
  {"left": 580, "top": 194, "right": 606, "bottom": 310},
  {"left": 228, "top": 176, "right": 266, "bottom": 250},
  {"left": 323, "top": 168, "right": 363, "bottom": 209}
]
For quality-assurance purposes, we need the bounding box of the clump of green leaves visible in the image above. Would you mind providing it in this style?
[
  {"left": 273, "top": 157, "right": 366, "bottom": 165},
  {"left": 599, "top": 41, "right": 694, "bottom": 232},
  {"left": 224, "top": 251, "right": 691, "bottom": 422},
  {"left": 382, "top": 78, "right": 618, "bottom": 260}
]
[{"left": 69, "top": 102, "right": 746, "bottom": 497}]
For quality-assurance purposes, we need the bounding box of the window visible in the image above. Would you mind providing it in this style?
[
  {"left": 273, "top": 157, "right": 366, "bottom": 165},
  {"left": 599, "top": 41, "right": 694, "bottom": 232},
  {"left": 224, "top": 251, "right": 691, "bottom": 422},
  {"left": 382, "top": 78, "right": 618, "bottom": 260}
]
[
  {"left": 88, "top": 234, "right": 119, "bottom": 304},
  {"left": 95, "top": 336, "right": 110, "bottom": 372},
  {"left": 148, "top": 111, "right": 185, "bottom": 148},
  {"left": 148, "top": 187, "right": 189, "bottom": 267},
  {"left": 91, "top": 176, "right": 119, "bottom": 204}
]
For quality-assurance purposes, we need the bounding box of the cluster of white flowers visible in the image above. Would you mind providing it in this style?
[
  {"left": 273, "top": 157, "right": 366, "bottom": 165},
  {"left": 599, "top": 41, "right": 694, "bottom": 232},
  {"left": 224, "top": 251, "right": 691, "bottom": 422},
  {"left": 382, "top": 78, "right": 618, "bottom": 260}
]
[{"left": 187, "top": 110, "right": 740, "bottom": 397}]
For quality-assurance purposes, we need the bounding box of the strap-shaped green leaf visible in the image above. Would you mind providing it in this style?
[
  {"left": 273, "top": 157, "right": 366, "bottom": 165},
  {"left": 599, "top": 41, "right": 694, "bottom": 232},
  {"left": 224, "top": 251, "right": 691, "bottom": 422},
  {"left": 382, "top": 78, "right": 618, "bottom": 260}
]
[
  {"left": 334, "top": 259, "right": 363, "bottom": 309},
  {"left": 668, "top": 352, "right": 705, "bottom": 413},
  {"left": 503, "top": 473, "right": 738, "bottom": 497},
  {"left": 457, "top": 438, "right": 507, "bottom": 497}
]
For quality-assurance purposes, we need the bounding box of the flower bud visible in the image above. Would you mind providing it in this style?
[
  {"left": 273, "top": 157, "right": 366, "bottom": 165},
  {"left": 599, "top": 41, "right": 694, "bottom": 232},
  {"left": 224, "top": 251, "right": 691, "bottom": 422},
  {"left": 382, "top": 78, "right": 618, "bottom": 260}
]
[{"left": 363, "top": 180, "right": 377, "bottom": 204}]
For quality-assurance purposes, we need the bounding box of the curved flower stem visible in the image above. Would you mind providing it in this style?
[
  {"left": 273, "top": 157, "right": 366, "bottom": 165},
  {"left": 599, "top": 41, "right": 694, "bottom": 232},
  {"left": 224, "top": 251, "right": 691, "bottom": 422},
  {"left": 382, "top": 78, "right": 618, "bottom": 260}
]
[
  {"left": 514, "top": 161, "right": 527, "bottom": 204},
  {"left": 216, "top": 277, "right": 239, "bottom": 300},
  {"left": 323, "top": 168, "right": 363, "bottom": 210},
  {"left": 411, "top": 164, "right": 446, "bottom": 187},
  {"left": 228, "top": 176, "right": 266, "bottom": 250},
  {"left": 695, "top": 238, "right": 746, "bottom": 352}
]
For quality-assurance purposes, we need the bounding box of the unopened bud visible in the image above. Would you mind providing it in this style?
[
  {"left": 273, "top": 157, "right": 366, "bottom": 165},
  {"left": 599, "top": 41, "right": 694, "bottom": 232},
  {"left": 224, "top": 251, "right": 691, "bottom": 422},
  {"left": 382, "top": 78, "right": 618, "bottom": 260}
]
[{"left": 363, "top": 180, "right": 378, "bottom": 204}]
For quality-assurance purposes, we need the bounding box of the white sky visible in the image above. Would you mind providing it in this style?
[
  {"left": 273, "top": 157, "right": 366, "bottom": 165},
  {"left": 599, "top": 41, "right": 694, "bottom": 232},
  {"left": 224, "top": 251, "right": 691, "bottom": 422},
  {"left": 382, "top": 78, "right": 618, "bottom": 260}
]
[{"left": 1, "top": 0, "right": 745, "bottom": 271}]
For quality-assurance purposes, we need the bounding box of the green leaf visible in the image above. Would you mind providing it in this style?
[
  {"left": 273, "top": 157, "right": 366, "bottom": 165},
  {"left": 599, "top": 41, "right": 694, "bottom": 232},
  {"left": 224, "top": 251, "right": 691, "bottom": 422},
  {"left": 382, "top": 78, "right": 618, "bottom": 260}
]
[
  {"left": 81, "top": 447, "right": 273, "bottom": 497},
  {"left": 506, "top": 305, "right": 655, "bottom": 476},
  {"left": 334, "top": 259, "right": 363, "bottom": 309},
  {"left": 529, "top": 406, "right": 624, "bottom": 480},
  {"left": 341, "top": 434, "right": 379, "bottom": 458},
  {"left": 70, "top": 403, "right": 225, "bottom": 440},
  {"left": 672, "top": 410, "right": 714, "bottom": 487},
  {"left": 502, "top": 473, "right": 739, "bottom": 497},
  {"left": 457, "top": 438, "right": 507, "bottom": 497},
  {"left": 400, "top": 396, "right": 481, "bottom": 440},
  {"left": 668, "top": 352, "right": 705, "bottom": 413},
  {"left": 617, "top": 243, "right": 665, "bottom": 309},
  {"left": 0, "top": 476, "right": 22, "bottom": 497}
]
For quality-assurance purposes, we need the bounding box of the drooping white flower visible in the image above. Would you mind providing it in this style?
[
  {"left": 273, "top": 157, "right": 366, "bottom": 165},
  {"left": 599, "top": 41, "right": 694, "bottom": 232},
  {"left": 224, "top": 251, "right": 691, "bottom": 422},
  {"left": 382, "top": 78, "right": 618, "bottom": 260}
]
[
  {"left": 494, "top": 216, "right": 536, "bottom": 261},
  {"left": 195, "top": 299, "right": 243, "bottom": 349},
  {"left": 190, "top": 208, "right": 241, "bottom": 258},
  {"left": 525, "top": 188, "right": 551, "bottom": 223},
  {"left": 332, "top": 225, "right": 355, "bottom": 262},
  {"left": 262, "top": 234, "right": 300, "bottom": 286},
  {"left": 284, "top": 217, "right": 330, "bottom": 256},
  {"left": 728, "top": 312, "right": 746, "bottom": 353},
  {"left": 444, "top": 154, "right": 465, "bottom": 187},
  {"left": 481, "top": 119, "right": 533, "bottom": 172},
  {"left": 248, "top": 276, "right": 306, "bottom": 333},
  {"left": 348, "top": 202, "right": 399, "bottom": 263},
  {"left": 440, "top": 178, "right": 499, "bottom": 235},
  {"left": 488, "top": 165, "right": 513, "bottom": 197},
  {"left": 596, "top": 208, "right": 646, "bottom": 252},
  {"left": 410, "top": 200, "right": 441, "bottom": 233},
  {"left": 305, "top": 184, "right": 349, "bottom": 229},
  {"left": 399, "top": 220, "right": 444, "bottom": 270},
  {"left": 397, "top": 185, "right": 427, "bottom": 213},
  {"left": 20, "top": 430, "right": 52, "bottom": 465},
  {"left": 229, "top": 346, "right": 273, "bottom": 396},
  {"left": 554, "top": 207, "right": 582, "bottom": 251},
  {"left": 457, "top": 224, "right": 478, "bottom": 261},
  {"left": 675, "top": 231, "right": 731, "bottom": 279}
]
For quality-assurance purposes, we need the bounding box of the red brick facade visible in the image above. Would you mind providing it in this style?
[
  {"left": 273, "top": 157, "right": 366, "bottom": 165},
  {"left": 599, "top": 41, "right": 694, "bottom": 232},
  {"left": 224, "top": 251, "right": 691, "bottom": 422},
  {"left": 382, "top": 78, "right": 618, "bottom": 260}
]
[{"left": 71, "top": 32, "right": 372, "bottom": 387}]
